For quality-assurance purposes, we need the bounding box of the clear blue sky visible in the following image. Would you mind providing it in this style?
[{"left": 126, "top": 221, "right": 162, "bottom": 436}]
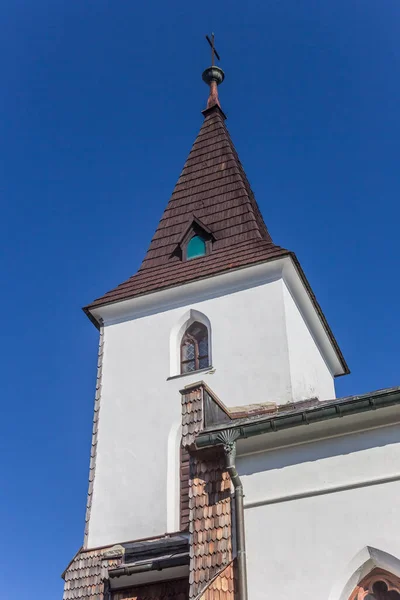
[{"left": 1, "top": 1, "right": 399, "bottom": 598}]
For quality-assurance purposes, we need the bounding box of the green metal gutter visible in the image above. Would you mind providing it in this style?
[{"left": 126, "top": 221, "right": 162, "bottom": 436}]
[{"left": 195, "top": 387, "right": 400, "bottom": 449}]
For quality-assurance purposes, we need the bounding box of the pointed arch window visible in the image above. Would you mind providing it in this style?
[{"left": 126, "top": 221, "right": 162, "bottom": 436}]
[
  {"left": 180, "top": 322, "right": 209, "bottom": 374},
  {"left": 176, "top": 216, "right": 215, "bottom": 262},
  {"left": 349, "top": 568, "right": 400, "bottom": 600}
]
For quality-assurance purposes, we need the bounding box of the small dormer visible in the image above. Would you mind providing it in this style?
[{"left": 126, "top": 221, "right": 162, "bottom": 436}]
[{"left": 178, "top": 216, "right": 215, "bottom": 262}]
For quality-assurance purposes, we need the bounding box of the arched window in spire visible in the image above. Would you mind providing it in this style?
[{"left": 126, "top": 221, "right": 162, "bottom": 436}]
[
  {"left": 186, "top": 234, "right": 207, "bottom": 260},
  {"left": 349, "top": 568, "right": 400, "bottom": 600},
  {"left": 180, "top": 322, "right": 209, "bottom": 374},
  {"left": 176, "top": 216, "right": 215, "bottom": 262}
]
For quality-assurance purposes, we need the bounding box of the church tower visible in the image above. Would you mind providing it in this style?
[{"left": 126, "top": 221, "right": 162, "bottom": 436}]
[{"left": 62, "top": 46, "right": 354, "bottom": 600}]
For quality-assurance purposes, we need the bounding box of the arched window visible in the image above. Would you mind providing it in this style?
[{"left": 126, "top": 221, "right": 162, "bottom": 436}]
[
  {"left": 349, "top": 568, "right": 400, "bottom": 600},
  {"left": 176, "top": 217, "right": 214, "bottom": 262},
  {"left": 186, "top": 235, "right": 207, "bottom": 260},
  {"left": 180, "top": 322, "right": 209, "bottom": 374}
]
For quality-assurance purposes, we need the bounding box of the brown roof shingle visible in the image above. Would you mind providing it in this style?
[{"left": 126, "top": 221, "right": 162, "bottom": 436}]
[
  {"left": 86, "top": 240, "right": 289, "bottom": 311},
  {"left": 62, "top": 547, "right": 123, "bottom": 600},
  {"left": 86, "top": 105, "right": 288, "bottom": 312}
]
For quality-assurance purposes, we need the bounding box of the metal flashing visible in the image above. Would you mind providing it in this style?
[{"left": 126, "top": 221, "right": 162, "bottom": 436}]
[{"left": 195, "top": 387, "right": 400, "bottom": 449}]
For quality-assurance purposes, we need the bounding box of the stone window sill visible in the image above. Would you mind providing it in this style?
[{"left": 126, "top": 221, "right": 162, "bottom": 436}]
[{"left": 167, "top": 366, "right": 214, "bottom": 381}]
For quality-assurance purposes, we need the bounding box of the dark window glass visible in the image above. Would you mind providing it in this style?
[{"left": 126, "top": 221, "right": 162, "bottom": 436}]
[
  {"left": 181, "top": 338, "right": 196, "bottom": 373},
  {"left": 180, "top": 322, "right": 209, "bottom": 374},
  {"left": 370, "top": 582, "right": 400, "bottom": 600},
  {"left": 186, "top": 235, "right": 206, "bottom": 259}
]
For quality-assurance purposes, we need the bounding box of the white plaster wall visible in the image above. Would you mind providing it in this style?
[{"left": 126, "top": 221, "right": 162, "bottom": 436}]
[
  {"left": 238, "top": 423, "right": 400, "bottom": 600},
  {"left": 202, "top": 278, "right": 292, "bottom": 407},
  {"left": 87, "top": 261, "right": 340, "bottom": 549},
  {"left": 283, "top": 280, "right": 336, "bottom": 401},
  {"left": 88, "top": 277, "right": 293, "bottom": 548}
]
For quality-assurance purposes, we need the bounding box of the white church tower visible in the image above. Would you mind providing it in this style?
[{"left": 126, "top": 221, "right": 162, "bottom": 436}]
[
  {"left": 81, "top": 60, "right": 347, "bottom": 551},
  {"left": 63, "top": 46, "right": 400, "bottom": 600}
]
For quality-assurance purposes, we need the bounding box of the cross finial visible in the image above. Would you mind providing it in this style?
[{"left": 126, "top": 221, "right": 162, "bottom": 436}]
[
  {"left": 202, "top": 34, "right": 224, "bottom": 111},
  {"left": 205, "top": 33, "right": 220, "bottom": 66}
]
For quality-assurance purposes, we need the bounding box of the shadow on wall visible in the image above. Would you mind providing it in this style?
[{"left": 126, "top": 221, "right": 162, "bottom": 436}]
[{"left": 237, "top": 424, "right": 400, "bottom": 476}]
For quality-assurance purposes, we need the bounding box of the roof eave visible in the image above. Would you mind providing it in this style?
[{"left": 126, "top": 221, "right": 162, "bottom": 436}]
[
  {"left": 82, "top": 305, "right": 101, "bottom": 330},
  {"left": 82, "top": 252, "right": 293, "bottom": 327},
  {"left": 61, "top": 546, "right": 83, "bottom": 580},
  {"left": 288, "top": 251, "right": 350, "bottom": 376},
  {"left": 83, "top": 252, "right": 349, "bottom": 377}
]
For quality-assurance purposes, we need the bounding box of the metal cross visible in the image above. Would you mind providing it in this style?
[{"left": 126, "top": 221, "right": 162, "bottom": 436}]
[{"left": 205, "top": 33, "right": 220, "bottom": 66}]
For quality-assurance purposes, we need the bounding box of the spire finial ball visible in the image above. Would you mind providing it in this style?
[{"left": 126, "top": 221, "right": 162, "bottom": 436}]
[{"left": 202, "top": 66, "right": 225, "bottom": 86}]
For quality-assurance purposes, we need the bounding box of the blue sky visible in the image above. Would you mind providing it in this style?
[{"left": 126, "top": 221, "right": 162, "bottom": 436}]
[{"left": 1, "top": 1, "right": 399, "bottom": 598}]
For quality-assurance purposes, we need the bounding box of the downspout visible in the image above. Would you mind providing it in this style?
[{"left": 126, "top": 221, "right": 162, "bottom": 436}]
[{"left": 219, "top": 431, "right": 248, "bottom": 600}]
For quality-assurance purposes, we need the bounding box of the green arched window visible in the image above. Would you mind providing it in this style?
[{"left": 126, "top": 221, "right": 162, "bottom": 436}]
[{"left": 186, "top": 235, "right": 206, "bottom": 260}]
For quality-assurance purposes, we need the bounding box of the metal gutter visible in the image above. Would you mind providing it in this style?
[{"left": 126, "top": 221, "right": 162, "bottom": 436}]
[
  {"left": 195, "top": 388, "right": 400, "bottom": 449},
  {"left": 288, "top": 252, "right": 349, "bottom": 375}
]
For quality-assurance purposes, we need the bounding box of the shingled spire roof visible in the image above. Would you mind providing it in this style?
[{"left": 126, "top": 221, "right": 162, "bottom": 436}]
[
  {"left": 86, "top": 68, "right": 290, "bottom": 312},
  {"left": 140, "top": 103, "right": 281, "bottom": 267}
]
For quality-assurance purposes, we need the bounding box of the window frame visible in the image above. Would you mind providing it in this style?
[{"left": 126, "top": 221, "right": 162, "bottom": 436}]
[
  {"left": 180, "top": 322, "right": 209, "bottom": 374},
  {"left": 182, "top": 232, "right": 212, "bottom": 262},
  {"left": 185, "top": 234, "right": 208, "bottom": 260},
  {"left": 349, "top": 568, "right": 400, "bottom": 600},
  {"left": 178, "top": 217, "right": 214, "bottom": 263}
]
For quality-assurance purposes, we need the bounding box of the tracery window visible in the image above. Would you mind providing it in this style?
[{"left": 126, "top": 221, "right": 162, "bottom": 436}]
[
  {"left": 349, "top": 569, "right": 400, "bottom": 600},
  {"left": 180, "top": 322, "right": 209, "bottom": 374}
]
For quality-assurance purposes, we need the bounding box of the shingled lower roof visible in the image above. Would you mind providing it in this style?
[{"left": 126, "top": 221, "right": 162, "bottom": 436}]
[{"left": 86, "top": 105, "right": 288, "bottom": 312}]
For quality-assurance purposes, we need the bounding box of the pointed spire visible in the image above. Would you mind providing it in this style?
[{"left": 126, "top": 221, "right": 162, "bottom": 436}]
[
  {"left": 202, "top": 33, "right": 225, "bottom": 110},
  {"left": 86, "top": 42, "right": 289, "bottom": 310}
]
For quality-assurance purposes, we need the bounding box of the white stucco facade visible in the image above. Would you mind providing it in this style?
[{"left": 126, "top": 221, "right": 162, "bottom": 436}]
[
  {"left": 283, "top": 282, "right": 335, "bottom": 401},
  {"left": 86, "top": 257, "right": 344, "bottom": 548},
  {"left": 237, "top": 407, "right": 400, "bottom": 600}
]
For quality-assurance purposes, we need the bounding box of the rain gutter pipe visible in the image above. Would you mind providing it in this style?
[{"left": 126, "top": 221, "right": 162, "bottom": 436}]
[{"left": 219, "top": 430, "right": 248, "bottom": 600}]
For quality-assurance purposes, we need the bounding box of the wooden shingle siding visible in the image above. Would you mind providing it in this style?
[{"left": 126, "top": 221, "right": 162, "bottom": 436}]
[
  {"left": 189, "top": 454, "right": 233, "bottom": 599},
  {"left": 181, "top": 386, "right": 204, "bottom": 449},
  {"left": 62, "top": 547, "right": 123, "bottom": 600},
  {"left": 180, "top": 384, "right": 234, "bottom": 600},
  {"left": 199, "top": 562, "right": 235, "bottom": 600}
]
